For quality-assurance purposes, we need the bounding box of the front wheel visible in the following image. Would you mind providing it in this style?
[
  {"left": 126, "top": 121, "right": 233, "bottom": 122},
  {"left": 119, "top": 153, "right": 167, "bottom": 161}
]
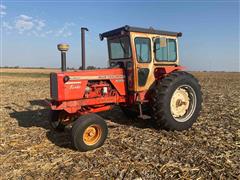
[
  {"left": 151, "top": 71, "right": 202, "bottom": 131},
  {"left": 71, "top": 114, "right": 108, "bottom": 151}
]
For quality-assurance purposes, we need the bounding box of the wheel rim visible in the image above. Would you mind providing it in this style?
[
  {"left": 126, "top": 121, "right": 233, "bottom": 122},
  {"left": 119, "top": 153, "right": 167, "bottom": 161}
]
[
  {"left": 83, "top": 125, "right": 102, "bottom": 146},
  {"left": 170, "top": 85, "right": 197, "bottom": 122}
]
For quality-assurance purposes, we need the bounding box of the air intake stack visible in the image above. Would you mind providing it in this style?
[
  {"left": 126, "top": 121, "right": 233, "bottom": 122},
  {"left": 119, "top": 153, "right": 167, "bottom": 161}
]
[{"left": 57, "top": 43, "right": 69, "bottom": 72}]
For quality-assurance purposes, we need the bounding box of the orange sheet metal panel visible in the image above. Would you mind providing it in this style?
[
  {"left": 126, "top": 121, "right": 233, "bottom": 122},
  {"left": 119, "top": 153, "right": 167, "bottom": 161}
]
[{"left": 51, "top": 68, "right": 126, "bottom": 101}]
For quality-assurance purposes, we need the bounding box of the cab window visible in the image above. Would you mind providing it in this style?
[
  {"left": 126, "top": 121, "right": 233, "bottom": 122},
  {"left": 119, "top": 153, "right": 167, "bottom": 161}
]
[
  {"left": 155, "top": 38, "right": 177, "bottom": 62},
  {"left": 135, "top": 37, "right": 151, "bottom": 63},
  {"left": 109, "top": 36, "right": 131, "bottom": 60}
]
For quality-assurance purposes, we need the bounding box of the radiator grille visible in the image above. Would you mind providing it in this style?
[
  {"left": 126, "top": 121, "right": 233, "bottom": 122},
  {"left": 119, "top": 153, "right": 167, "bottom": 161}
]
[{"left": 50, "top": 73, "right": 58, "bottom": 100}]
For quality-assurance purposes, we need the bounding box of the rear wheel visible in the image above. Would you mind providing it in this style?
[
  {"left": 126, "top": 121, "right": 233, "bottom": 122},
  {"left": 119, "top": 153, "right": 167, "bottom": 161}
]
[
  {"left": 151, "top": 71, "right": 202, "bottom": 131},
  {"left": 72, "top": 114, "right": 108, "bottom": 151}
]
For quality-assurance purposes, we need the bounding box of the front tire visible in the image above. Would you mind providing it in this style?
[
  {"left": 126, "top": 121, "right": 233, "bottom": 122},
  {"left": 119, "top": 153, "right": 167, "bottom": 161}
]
[
  {"left": 151, "top": 71, "right": 202, "bottom": 131},
  {"left": 71, "top": 114, "right": 108, "bottom": 151}
]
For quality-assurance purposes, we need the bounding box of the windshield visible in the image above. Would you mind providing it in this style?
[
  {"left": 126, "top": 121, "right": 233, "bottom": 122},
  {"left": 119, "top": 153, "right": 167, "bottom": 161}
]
[{"left": 108, "top": 36, "right": 131, "bottom": 60}]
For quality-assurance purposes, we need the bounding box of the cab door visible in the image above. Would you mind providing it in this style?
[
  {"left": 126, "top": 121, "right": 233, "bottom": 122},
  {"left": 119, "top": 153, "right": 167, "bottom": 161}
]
[{"left": 132, "top": 35, "right": 153, "bottom": 92}]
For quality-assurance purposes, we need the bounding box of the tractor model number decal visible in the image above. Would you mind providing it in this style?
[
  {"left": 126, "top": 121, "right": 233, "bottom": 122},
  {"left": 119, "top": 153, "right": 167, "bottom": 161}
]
[
  {"left": 115, "top": 79, "right": 124, "bottom": 82},
  {"left": 65, "top": 81, "right": 82, "bottom": 85},
  {"left": 69, "top": 85, "right": 81, "bottom": 89},
  {"left": 69, "top": 75, "right": 125, "bottom": 80}
]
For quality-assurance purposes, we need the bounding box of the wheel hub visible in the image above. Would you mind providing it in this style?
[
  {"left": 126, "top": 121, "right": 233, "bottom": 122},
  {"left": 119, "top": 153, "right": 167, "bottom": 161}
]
[
  {"left": 171, "top": 88, "right": 190, "bottom": 118},
  {"left": 83, "top": 125, "right": 102, "bottom": 145}
]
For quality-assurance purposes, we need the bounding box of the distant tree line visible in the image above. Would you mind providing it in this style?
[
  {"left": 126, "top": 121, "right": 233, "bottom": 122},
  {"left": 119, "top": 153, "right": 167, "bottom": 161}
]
[
  {"left": 78, "top": 66, "right": 101, "bottom": 70},
  {"left": 0, "top": 66, "right": 46, "bottom": 69}
]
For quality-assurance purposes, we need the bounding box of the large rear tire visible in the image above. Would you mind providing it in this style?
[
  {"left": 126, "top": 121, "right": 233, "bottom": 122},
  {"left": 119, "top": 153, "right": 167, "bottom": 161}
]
[
  {"left": 71, "top": 114, "right": 108, "bottom": 152},
  {"left": 151, "top": 71, "right": 202, "bottom": 131}
]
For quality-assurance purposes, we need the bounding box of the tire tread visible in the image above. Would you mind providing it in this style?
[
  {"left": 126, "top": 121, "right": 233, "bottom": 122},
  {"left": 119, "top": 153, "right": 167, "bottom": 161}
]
[{"left": 151, "top": 71, "right": 202, "bottom": 130}]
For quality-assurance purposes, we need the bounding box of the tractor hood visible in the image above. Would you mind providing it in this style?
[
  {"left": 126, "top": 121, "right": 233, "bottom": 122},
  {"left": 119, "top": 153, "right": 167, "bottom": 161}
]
[{"left": 50, "top": 68, "right": 126, "bottom": 101}]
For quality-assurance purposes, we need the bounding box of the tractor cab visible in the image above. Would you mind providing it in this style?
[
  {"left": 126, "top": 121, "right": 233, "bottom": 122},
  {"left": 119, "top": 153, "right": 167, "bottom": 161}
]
[{"left": 100, "top": 25, "right": 182, "bottom": 92}]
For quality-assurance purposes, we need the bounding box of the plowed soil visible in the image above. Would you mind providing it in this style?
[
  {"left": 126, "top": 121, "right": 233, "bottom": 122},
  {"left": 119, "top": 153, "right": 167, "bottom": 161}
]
[{"left": 0, "top": 70, "right": 239, "bottom": 179}]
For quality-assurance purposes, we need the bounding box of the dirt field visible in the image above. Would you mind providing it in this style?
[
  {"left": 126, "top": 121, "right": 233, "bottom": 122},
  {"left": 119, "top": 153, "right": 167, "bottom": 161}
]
[
  {"left": 0, "top": 69, "right": 239, "bottom": 179},
  {"left": 0, "top": 68, "right": 58, "bottom": 73}
]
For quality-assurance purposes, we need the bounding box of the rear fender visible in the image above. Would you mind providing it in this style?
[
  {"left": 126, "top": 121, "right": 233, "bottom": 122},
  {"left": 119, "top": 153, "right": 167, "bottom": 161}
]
[{"left": 154, "top": 66, "right": 185, "bottom": 79}]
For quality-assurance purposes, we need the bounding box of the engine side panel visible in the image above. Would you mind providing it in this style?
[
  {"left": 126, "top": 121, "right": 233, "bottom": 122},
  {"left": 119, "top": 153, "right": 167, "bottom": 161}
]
[{"left": 50, "top": 68, "right": 126, "bottom": 101}]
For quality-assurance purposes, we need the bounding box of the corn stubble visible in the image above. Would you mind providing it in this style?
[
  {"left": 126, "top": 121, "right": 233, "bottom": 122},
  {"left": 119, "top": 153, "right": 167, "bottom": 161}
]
[{"left": 0, "top": 71, "right": 239, "bottom": 179}]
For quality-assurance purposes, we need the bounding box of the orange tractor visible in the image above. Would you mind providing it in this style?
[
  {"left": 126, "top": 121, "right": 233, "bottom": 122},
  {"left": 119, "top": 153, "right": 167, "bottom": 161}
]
[{"left": 47, "top": 26, "right": 202, "bottom": 151}]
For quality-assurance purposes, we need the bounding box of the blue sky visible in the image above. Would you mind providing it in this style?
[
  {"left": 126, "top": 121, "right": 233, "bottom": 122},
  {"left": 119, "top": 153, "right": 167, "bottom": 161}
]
[{"left": 0, "top": 0, "right": 239, "bottom": 71}]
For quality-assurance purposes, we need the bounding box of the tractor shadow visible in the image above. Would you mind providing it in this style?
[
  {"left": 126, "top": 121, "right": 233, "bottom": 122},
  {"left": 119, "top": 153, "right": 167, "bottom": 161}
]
[
  {"left": 6, "top": 100, "right": 73, "bottom": 150},
  {"left": 98, "top": 107, "right": 157, "bottom": 130},
  {"left": 6, "top": 100, "right": 157, "bottom": 150},
  {"left": 5, "top": 101, "right": 49, "bottom": 129}
]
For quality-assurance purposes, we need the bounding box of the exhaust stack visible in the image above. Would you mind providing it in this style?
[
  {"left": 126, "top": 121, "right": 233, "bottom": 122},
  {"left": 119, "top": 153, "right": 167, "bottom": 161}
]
[
  {"left": 57, "top": 44, "right": 69, "bottom": 72},
  {"left": 81, "top": 27, "right": 88, "bottom": 70}
]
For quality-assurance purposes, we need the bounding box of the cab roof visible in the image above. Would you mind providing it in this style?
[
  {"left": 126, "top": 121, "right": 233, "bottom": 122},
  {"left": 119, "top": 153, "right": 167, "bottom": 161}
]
[{"left": 100, "top": 25, "right": 182, "bottom": 40}]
